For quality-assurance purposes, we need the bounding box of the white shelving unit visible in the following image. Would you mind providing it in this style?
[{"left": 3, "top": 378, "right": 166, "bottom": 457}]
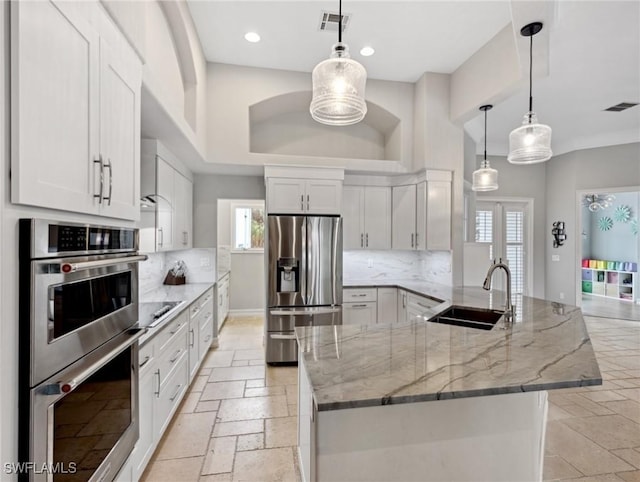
[{"left": 582, "top": 267, "right": 636, "bottom": 302}]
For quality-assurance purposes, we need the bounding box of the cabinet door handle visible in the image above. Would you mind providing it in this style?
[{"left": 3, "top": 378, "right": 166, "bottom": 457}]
[
  {"left": 93, "top": 156, "right": 104, "bottom": 204},
  {"left": 301, "top": 194, "right": 304, "bottom": 211},
  {"left": 366, "top": 233, "right": 369, "bottom": 248},
  {"left": 415, "top": 233, "right": 419, "bottom": 248},
  {"left": 402, "top": 294, "right": 406, "bottom": 308},
  {"left": 189, "top": 329, "right": 195, "bottom": 347},
  {"left": 104, "top": 158, "right": 113, "bottom": 205},
  {"left": 154, "top": 369, "right": 161, "bottom": 397},
  {"left": 139, "top": 355, "right": 151, "bottom": 368},
  {"left": 170, "top": 384, "right": 183, "bottom": 402},
  {"left": 307, "top": 194, "right": 310, "bottom": 211},
  {"left": 361, "top": 233, "right": 364, "bottom": 248},
  {"left": 158, "top": 227, "right": 163, "bottom": 248},
  {"left": 411, "top": 233, "right": 414, "bottom": 248},
  {"left": 170, "top": 349, "right": 182, "bottom": 363}
]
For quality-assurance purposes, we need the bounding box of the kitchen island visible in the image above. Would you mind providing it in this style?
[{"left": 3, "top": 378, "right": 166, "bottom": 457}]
[{"left": 296, "top": 287, "right": 602, "bottom": 481}]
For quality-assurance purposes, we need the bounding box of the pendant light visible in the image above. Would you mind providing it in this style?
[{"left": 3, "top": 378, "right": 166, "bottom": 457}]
[
  {"left": 310, "top": 0, "right": 367, "bottom": 126},
  {"left": 472, "top": 105, "right": 498, "bottom": 191},
  {"left": 507, "top": 22, "right": 552, "bottom": 164}
]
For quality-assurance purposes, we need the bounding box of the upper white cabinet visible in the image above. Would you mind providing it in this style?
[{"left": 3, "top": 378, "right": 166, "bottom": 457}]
[
  {"left": 343, "top": 186, "right": 391, "bottom": 250},
  {"left": 11, "top": 0, "right": 141, "bottom": 220},
  {"left": 264, "top": 167, "right": 344, "bottom": 215},
  {"left": 391, "top": 171, "right": 452, "bottom": 251},
  {"left": 141, "top": 140, "right": 193, "bottom": 253}
]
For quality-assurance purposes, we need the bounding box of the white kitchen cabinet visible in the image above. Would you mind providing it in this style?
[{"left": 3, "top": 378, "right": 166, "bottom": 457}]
[
  {"left": 343, "top": 302, "right": 377, "bottom": 325},
  {"left": 174, "top": 172, "right": 193, "bottom": 249},
  {"left": 141, "top": 140, "right": 194, "bottom": 253},
  {"left": 377, "top": 288, "right": 398, "bottom": 324},
  {"left": 11, "top": 0, "right": 141, "bottom": 220},
  {"left": 392, "top": 185, "right": 417, "bottom": 250},
  {"left": 217, "top": 273, "right": 231, "bottom": 329},
  {"left": 266, "top": 178, "right": 342, "bottom": 215},
  {"left": 343, "top": 186, "right": 391, "bottom": 249},
  {"left": 189, "top": 288, "right": 214, "bottom": 381},
  {"left": 131, "top": 342, "right": 157, "bottom": 481},
  {"left": 397, "top": 289, "right": 409, "bottom": 324},
  {"left": 392, "top": 172, "right": 452, "bottom": 251}
]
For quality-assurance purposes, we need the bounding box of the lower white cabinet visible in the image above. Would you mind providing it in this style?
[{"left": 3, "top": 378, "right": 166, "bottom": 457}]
[
  {"left": 397, "top": 289, "right": 409, "bottom": 324},
  {"left": 343, "top": 302, "right": 377, "bottom": 325},
  {"left": 377, "top": 288, "right": 398, "bottom": 324},
  {"left": 120, "top": 287, "right": 215, "bottom": 481},
  {"left": 217, "top": 273, "right": 230, "bottom": 329}
]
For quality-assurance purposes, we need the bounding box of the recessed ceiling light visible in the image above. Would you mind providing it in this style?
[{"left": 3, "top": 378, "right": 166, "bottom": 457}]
[
  {"left": 360, "top": 46, "right": 375, "bottom": 56},
  {"left": 244, "top": 32, "right": 260, "bottom": 43}
]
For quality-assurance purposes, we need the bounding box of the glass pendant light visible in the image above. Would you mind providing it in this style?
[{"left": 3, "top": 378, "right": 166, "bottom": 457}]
[
  {"left": 310, "top": 0, "right": 367, "bottom": 126},
  {"left": 472, "top": 105, "right": 498, "bottom": 191},
  {"left": 508, "top": 22, "right": 552, "bottom": 164}
]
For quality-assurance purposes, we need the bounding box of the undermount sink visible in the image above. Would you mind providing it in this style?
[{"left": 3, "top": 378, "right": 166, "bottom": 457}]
[{"left": 430, "top": 306, "right": 504, "bottom": 331}]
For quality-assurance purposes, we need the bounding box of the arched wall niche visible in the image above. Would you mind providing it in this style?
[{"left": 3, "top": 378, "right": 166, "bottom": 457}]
[{"left": 249, "top": 91, "right": 402, "bottom": 161}]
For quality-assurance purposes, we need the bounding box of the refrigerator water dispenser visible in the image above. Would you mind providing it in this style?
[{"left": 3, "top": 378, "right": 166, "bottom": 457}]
[{"left": 277, "top": 258, "right": 299, "bottom": 293}]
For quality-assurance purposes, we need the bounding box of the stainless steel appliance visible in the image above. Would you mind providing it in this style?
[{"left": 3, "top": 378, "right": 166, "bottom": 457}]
[
  {"left": 19, "top": 219, "right": 147, "bottom": 482},
  {"left": 266, "top": 215, "right": 342, "bottom": 364}
]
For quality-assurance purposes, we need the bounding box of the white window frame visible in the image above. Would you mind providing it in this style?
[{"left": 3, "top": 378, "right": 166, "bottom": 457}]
[{"left": 230, "top": 200, "right": 265, "bottom": 253}]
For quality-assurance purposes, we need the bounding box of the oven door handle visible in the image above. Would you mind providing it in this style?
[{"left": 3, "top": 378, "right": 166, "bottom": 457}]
[
  {"left": 60, "top": 254, "right": 148, "bottom": 273},
  {"left": 49, "top": 328, "right": 145, "bottom": 396}
]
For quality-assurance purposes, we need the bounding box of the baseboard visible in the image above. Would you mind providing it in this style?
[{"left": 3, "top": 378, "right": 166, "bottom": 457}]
[{"left": 227, "top": 309, "right": 264, "bottom": 317}]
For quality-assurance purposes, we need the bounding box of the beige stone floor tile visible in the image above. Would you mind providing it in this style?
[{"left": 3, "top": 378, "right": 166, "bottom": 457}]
[
  {"left": 232, "top": 360, "right": 249, "bottom": 367},
  {"left": 605, "top": 371, "right": 634, "bottom": 381},
  {"left": 180, "top": 391, "right": 203, "bottom": 414},
  {"left": 617, "top": 471, "right": 640, "bottom": 482},
  {"left": 582, "top": 390, "right": 630, "bottom": 403},
  {"left": 244, "top": 386, "right": 286, "bottom": 398},
  {"left": 201, "top": 381, "right": 246, "bottom": 401},
  {"left": 613, "top": 358, "right": 640, "bottom": 370},
  {"left": 548, "top": 403, "right": 575, "bottom": 421},
  {"left": 233, "top": 349, "right": 264, "bottom": 361},
  {"left": 265, "top": 366, "right": 298, "bottom": 386},
  {"left": 561, "top": 403, "right": 601, "bottom": 417},
  {"left": 615, "top": 379, "right": 640, "bottom": 389},
  {"left": 265, "top": 416, "right": 297, "bottom": 448},
  {"left": 213, "top": 419, "right": 264, "bottom": 437},
  {"left": 587, "top": 381, "right": 624, "bottom": 391},
  {"left": 218, "top": 396, "right": 289, "bottom": 422},
  {"left": 568, "top": 476, "right": 625, "bottom": 482},
  {"left": 615, "top": 388, "right": 640, "bottom": 401},
  {"left": 545, "top": 421, "right": 634, "bottom": 475},
  {"left": 199, "top": 368, "right": 213, "bottom": 376},
  {"left": 209, "top": 366, "right": 265, "bottom": 382},
  {"left": 155, "top": 412, "right": 216, "bottom": 460},
  {"left": 288, "top": 403, "right": 297, "bottom": 416},
  {"left": 196, "top": 400, "right": 221, "bottom": 413},
  {"left": 191, "top": 375, "right": 210, "bottom": 393},
  {"left": 564, "top": 394, "right": 616, "bottom": 416},
  {"left": 245, "top": 379, "right": 265, "bottom": 388},
  {"left": 601, "top": 400, "right": 640, "bottom": 424},
  {"left": 232, "top": 447, "right": 297, "bottom": 482},
  {"left": 285, "top": 385, "right": 298, "bottom": 405},
  {"left": 141, "top": 456, "right": 204, "bottom": 482},
  {"left": 237, "top": 433, "right": 264, "bottom": 451},
  {"left": 562, "top": 415, "right": 640, "bottom": 450},
  {"left": 612, "top": 449, "right": 640, "bottom": 469},
  {"left": 202, "top": 350, "right": 235, "bottom": 368},
  {"left": 249, "top": 359, "right": 265, "bottom": 366},
  {"left": 543, "top": 455, "right": 582, "bottom": 480},
  {"left": 202, "top": 436, "right": 236, "bottom": 475}
]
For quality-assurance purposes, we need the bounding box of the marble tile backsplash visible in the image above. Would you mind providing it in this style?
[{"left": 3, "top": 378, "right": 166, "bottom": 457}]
[
  {"left": 139, "top": 248, "right": 217, "bottom": 295},
  {"left": 344, "top": 250, "right": 452, "bottom": 285}
]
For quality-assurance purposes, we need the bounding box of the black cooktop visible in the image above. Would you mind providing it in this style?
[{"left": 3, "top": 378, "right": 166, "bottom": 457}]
[{"left": 137, "top": 301, "right": 183, "bottom": 329}]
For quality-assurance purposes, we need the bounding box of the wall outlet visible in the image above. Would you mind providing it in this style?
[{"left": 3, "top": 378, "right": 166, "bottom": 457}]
[
  {"left": 552, "top": 255, "right": 560, "bottom": 262},
  {"left": 200, "top": 257, "right": 211, "bottom": 267},
  {"left": 367, "top": 258, "right": 373, "bottom": 268},
  {"left": 559, "top": 292, "right": 565, "bottom": 300}
]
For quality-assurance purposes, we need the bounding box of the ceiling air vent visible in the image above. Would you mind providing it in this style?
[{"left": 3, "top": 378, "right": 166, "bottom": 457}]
[
  {"left": 318, "top": 11, "right": 350, "bottom": 33},
  {"left": 604, "top": 102, "right": 639, "bottom": 112}
]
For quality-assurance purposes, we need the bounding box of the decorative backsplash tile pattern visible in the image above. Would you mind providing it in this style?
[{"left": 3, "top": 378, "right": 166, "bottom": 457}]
[
  {"left": 343, "top": 250, "right": 452, "bottom": 285},
  {"left": 139, "top": 248, "right": 217, "bottom": 296}
]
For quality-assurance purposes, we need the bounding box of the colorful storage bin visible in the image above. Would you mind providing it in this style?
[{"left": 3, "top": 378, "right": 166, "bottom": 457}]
[
  {"left": 582, "top": 281, "right": 593, "bottom": 293},
  {"left": 582, "top": 259, "right": 590, "bottom": 268},
  {"left": 589, "top": 260, "right": 597, "bottom": 268}
]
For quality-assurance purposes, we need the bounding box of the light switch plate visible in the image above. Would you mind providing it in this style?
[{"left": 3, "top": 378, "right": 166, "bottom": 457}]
[{"left": 552, "top": 255, "right": 560, "bottom": 262}]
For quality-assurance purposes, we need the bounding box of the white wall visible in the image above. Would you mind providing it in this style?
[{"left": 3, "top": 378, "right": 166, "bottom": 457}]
[
  {"left": 586, "top": 191, "right": 639, "bottom": 262},
  {"left": 545, "top": 143, "right": 640, "bottom": 305}
]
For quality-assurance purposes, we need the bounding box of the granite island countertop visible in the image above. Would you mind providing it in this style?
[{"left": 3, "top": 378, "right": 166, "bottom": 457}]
[{"left": 297, "top": 286, "right": 602, "bottom": 412}]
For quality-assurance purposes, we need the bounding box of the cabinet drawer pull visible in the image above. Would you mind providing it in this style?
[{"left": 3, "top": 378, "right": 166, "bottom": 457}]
[
  {"left": 169, "top": 323, "right": 182, "bottom": 335},
  {"left": 366, "top": 233, "right": 369, "bottom": 248},
  {"left": 139, "top": 355, "right": 151, "bottom": 368},
  {"left": 307, "top": 194, "right": 310, "bottom": 211},
  {"left": 170, "top": 349, "right": 182, "bottom": 363},
  {"left": 154, "top": 369, "right": 161, "bottom": 397},
  {"left": 416, "top": 301, "right": 433, "bottom": 309},
  {"left": 353, "top": 293, "right": 368, "bottom": 297},
  {"left": 350, "top": 304, "right": 368, "bottom": 308},
  {"left": 411, "top": 233, "right": 414, "bottom": 248},
  {"left": 169, "top": 384, "right": 183, "bottom": 402},
  {"left": 204, "top": 335, "right": 211, "bottom": 343}
]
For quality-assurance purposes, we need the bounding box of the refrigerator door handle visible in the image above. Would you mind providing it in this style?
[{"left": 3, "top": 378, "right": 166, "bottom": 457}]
[{"left": 301, "top": 218, "right": 308, "bottom": 305}]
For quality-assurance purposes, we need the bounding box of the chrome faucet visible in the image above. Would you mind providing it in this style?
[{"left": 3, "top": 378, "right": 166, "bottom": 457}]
[{"left": 483, "top": 258, "right": 515, "bottom": 323}]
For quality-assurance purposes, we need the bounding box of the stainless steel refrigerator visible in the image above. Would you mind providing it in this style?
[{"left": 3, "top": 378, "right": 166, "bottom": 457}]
[{"left": 266, "top": 215, "right": 342, "bottom": 364}]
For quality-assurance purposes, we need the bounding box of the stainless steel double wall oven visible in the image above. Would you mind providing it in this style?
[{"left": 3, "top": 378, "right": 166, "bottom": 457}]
[{"left": 18, "top": 219, "right": 147, "bottom": 482}]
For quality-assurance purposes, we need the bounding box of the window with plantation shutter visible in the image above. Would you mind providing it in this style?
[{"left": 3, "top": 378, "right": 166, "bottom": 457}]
[{"left": 505, "top": 209, "right": 525, "bottom": 295}]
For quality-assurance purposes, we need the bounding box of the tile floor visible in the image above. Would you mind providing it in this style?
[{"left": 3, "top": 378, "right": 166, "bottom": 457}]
[{"left": 142, "top": 314, "right": 640, "bottom": 482}]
